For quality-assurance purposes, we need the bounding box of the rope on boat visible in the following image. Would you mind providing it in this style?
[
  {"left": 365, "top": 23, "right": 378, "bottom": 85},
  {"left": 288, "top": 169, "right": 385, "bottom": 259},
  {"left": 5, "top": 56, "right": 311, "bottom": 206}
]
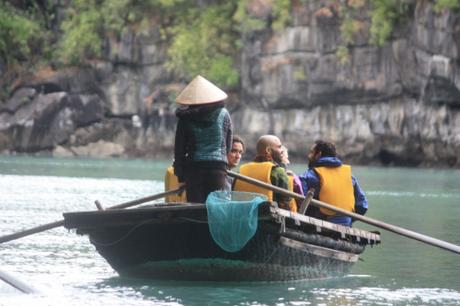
[
  {"left": 89, "top": 215, "right": 210, "bottom": 246},
  {"left": 179, "top": 217, "right": 208, "bottom": 224},
  {"left": 89, "top": 218, "right": 158, "bottom": 247},
  {"left": 262, "top": 243, "right": 281, "bottom": 264}
]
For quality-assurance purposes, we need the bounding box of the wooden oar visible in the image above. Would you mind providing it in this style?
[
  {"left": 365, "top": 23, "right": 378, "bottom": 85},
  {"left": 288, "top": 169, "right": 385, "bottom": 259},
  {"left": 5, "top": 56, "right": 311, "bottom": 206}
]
[
  {"left": 0, "top": 269, "right": 37, "bottom": 294},
  {"left": 0, "top": 187, "right": 183, "bottom": 244},
  {"left": 228, "top": 170, "right": 460, "bottom": 255}
]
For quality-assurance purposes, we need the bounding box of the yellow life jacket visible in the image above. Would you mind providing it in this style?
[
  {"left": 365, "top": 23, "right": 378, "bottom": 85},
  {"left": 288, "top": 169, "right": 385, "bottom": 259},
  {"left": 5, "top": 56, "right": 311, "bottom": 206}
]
[
  {"left": 164, "top": 166, "right": 187, "bottom": 202},
  {"left": 314, "top": 165, "right": 354, "bottom": 216},
  {"left": 233, "top": 162, "right": 274, "bottom": 200},
  {"left": 234, "top": 162, "right": 296, "bottom": 212},
  {"left": 287, "top": 175, "right": 298, "bottom": 213}
]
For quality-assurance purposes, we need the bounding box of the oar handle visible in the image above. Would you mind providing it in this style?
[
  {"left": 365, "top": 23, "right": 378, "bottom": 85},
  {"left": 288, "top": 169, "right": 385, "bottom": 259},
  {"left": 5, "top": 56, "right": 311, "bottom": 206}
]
[
  {"left": 0, "top": 269, "right": 37, "bottom": 293},
  {"left": 0, "top": 187, "right": 184, "bottom": 244},
  {"left": 228, "top": 170, "right": 460, "bottom": 255}
]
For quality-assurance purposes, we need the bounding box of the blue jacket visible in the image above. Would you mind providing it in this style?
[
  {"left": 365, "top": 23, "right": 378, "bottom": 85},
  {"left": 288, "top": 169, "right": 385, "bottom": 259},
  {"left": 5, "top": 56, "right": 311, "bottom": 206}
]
[{"left": 299, "top": 157, "right": 368, "bottom": 226}]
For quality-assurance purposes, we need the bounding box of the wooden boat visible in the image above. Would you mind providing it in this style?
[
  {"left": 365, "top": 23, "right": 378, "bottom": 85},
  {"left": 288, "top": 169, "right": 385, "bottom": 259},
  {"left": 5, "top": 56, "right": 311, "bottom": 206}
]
[{"left": 63, "top": 201, "right": 380, "bottom": 282}]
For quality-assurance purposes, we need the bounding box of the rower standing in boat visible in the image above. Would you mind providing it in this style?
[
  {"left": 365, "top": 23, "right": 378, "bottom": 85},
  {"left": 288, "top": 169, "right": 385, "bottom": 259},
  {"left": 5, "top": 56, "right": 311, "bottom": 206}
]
[
  {"left": 299, "top": 140, "right": 368, "bottom": 227},
  {"left": 173, "top": 75, "right": 233, "bottom": 203},
  {"left": 166, "top": 135, "right": 243, "bottom": 201}
]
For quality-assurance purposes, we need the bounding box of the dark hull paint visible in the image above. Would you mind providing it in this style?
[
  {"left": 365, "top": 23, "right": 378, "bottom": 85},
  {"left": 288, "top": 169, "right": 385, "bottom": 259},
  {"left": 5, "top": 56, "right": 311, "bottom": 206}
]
[{"left": 64, "top": 203, "right": 379, "bottom": 281}]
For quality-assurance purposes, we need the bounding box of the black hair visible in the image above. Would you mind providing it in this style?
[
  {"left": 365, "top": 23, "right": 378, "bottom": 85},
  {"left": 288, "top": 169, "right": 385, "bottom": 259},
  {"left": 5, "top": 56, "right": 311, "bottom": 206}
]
[
  {"left": 313, "top": 140, "right": 336, "bottom": 157},
  {"left": 232, "top": 135, "right": 245, "bottom": 151}
]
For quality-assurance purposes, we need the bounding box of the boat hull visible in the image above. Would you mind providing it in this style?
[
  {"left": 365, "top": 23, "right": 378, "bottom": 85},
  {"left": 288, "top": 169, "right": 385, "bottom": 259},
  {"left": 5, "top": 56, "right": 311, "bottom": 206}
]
[{"left": 64, "top": 203, "right": 378, "bottom": 281}]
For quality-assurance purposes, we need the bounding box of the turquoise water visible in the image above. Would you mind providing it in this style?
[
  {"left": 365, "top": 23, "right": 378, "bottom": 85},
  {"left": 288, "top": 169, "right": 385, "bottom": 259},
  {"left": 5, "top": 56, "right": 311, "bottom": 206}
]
[{"left": 0, "top": 156, "right": 460, "bottom": 305}]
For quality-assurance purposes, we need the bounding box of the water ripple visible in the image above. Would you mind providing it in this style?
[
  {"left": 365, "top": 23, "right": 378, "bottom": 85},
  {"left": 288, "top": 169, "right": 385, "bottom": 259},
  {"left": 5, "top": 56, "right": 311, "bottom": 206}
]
[
  {"left": 1, "top": 161, "right": 460, "bottom": 305},
  {"left": 367, "top": 190, "right": 460, "bottom": 199}
]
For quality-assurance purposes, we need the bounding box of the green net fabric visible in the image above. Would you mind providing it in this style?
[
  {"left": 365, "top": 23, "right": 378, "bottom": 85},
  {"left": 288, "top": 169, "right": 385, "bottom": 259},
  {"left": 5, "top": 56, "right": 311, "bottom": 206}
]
[{"left": 205, "top": 191, "right": 268, "bottom": 252}]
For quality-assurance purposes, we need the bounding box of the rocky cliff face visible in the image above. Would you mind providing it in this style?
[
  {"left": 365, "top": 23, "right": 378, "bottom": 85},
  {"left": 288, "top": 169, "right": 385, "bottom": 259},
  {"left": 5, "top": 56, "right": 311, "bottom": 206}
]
[
  {"left": 236, "top": 1, "right": 460, "bottom": 167},
  {"left": 1, "top": 1, "right": 459, "bottom": 167}
]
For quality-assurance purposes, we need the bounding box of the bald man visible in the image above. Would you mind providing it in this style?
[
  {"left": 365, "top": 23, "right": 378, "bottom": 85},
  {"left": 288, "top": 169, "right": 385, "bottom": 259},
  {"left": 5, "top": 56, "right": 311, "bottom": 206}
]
[
  {"left": 234, "top": 135, "right": 292, "bottom": 210},
  {"left": 255, "top": 135, "right": 283, "bottom": 163}
]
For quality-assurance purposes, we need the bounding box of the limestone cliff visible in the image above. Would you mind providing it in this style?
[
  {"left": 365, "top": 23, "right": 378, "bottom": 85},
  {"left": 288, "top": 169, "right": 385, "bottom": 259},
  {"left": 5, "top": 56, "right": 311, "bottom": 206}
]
[{"left": 0, "top": 1, "right": 459, "bottom": 167}]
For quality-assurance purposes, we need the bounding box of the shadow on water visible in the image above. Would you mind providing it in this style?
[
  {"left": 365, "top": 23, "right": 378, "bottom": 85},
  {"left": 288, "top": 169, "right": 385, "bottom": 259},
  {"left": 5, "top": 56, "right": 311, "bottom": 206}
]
[
  {"left": 97, "top": 275, "right": 355, "bottom": 305},
  {"left": 93, "top": 274, "right": 460, "bottom": 305}
]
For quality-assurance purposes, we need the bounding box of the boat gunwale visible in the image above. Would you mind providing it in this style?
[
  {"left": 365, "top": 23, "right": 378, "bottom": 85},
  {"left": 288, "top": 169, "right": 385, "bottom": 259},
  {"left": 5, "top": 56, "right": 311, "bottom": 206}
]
[{"left": 63, "top": 202, "right": 380, "bottom": 246}]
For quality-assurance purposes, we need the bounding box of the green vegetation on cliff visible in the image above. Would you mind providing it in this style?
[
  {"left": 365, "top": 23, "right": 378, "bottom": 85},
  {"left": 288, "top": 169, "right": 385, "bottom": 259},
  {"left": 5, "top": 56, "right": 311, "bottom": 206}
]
[
  {"left": 58, "top": 0, "right": 292, "bottom": 88},
  {"left": 165, "top": 2, "right": 240, "bottom": 88},
  {"left": 0, "top": 2, "right": 40, "bottom": 66},
  {"left": 1, "top": 0, "right": 290, "bottom": 89},
  {"left": 1, "top": 0, "right": 459, "bottom": 89},
  {"left": 332, "top": 0, "right": 458, "bottom": 62}
]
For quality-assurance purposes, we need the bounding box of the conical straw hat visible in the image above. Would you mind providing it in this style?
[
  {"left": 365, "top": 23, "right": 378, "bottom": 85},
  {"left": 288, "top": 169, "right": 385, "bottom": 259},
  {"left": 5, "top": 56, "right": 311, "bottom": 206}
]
[{"left": 176, "top": 75, "right": 228, "bottom": 105}]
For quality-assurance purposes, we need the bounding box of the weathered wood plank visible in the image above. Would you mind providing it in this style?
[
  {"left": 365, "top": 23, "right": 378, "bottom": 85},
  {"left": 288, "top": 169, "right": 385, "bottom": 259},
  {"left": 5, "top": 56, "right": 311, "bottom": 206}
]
[
  {"left": 271, "top": 206, "right": 381, "bottom": 243},
  {"left": 279, "top": 237, "right": 360, "bottom": 263}
]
